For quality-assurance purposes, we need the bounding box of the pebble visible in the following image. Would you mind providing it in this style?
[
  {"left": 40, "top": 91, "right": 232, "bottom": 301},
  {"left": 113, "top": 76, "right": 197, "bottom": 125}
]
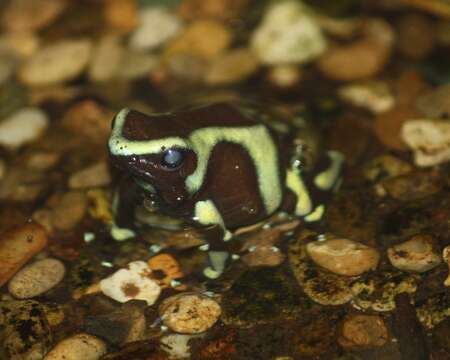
[
  {"left": 178, "top": 0, "right": 249, "bottom": 21},
  {"left": 159, "top": 293, "right": 221, "bottom": 334},
  {"left": 306, "top": 238, "right": 380, "bottom": 276},
  {"left": 241, "top": 245, "right": 285, "bottom": 267},
  {"left": 266, "top": 65, "right": 302, "bottom": 88},
  {"left": 1, "top": 31, "right": 40, "bottom": 59},
  {"left": 205, "top": 48, "right": 259, "bottom": 85},
  {"left": 69, "top": 162, "right": 111, "bottom": 189},
  {"left": 26, "top": 151, "right": 61, "bottom": 171},
  {"left": 88, "top": 35, "right": 124, "bottom": 82},
  {"left": 381, "top": 171, "right": 442, "bottom": 201},
  {"left": 100, "top": 261, "right": 161, "bottom": 305},
  {"left": 164, "top": 19, "right": 232, "bottom": 60},
  {"left": 318, "top": 18, "right": 394, "bottom": 81},
  {"left": 147, "top": 253, "right": 185, "bottom": 289},
  {"left": 50, "top": 191, "right": 88, "bottom": 231},
  {"left": 1, "top": 0, "right": 67, "bottom": 32},
  {"left": 416, "top": 85, "right": 450, "bottom": 119},
  {"left": 338, "top": 314, "right": 388, "bottom": 349},
  {"left": 0, "top": 108, "right": 48, "bottom": 150},
  {"left": 401, "top": 119, "right": 450, "bottom": 167},
  {"left": 8, "top": 258, "right": 65, "bottom": 299},
  {"left": 0, "top": 48, "right": 17, "bottom": 86},
  {"left": 397, "top": 13, "right": 436, "bottom": 60},
  {"left": 444, "top": 246, "right": 450, "bottom": 286},
  {"left": 19, "top": 39, "right": 92, "bottom": 86},
  {"left": 0, "top": 168, "right": 47, "bottom": 202},
  {"left": 160, "top": 334, "right": 195, "bottom": 359},
  {"left": 337, "top": 81, "right": 395, "bottom": 114},
  {"left": 117, "top": 51, "right": 158, "bottom": 80},
  {"left": 43, "top": 333, "right": 106, "bottom": 360},
  {"left": 387, "top": 235, "right": 442, "bottom": 273},
  {"left": 103, "top": 0, "right": 138, "bottom": 32},
  {"left": 251, "top": 0, "right": 326, "bottom": 65},
  {"left": 0, "top": 223, "right": 48, "bottom": 287},
  {"left": 130, "top": 7, "right": 183, "bottom": 51},
  {"left": 363, "top": 154, "right": 412, "bottom": 182}
]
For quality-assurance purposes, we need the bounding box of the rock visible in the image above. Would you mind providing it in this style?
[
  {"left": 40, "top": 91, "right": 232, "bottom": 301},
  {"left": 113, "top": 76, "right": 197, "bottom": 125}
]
[
  {"left": 44, "top": 333, "right": 106, "bottom": 360},
  {"left": 401, "top": 0, "right": 450, "bottom": 18},
  {"left": 1, "top": 30, "right": 40, "bottom": 58},
  {"left": 19, "top": 39, "right": 92, "bottom": 86},
  {"left": 0, "top": 81, "right": 28, "bottom": 120},
  {"left": 0, "top": 167, "right": 48, "bottom": 202},
  {"left": 159, "top": 293, "right": 221, "bottom": 334},
  {"left": 8, "top": 258, "right": 65, "bottom": 299},
  {"left": 160, "top": 334, "right": 195, "bottom": 359},
  {"left": 129, "top": 7, "right": 182, "bottom": 51},
  {"left": 241, "top": 245, "right": 285, "bottom": 267},
  {"left": 0, "top": 223, "right": 48, "bottom": 287},
  {"left": 444, "top": 246, "right": 450, "bottom": 287},
  {"left": 50, "top": 191, "right": 88, "bottom": 231},
  {"left": 337, "top": 81, "right": 395, "bottom": 114},
  {"left": 318, "top": 18, "right": 394, "bottom": 81},
  {"left": 0, "top": 48, "right": 17, "bottom": 86},
  {"left": 363, "top": 155, "right": 412, "bottom": 183},
  {"left": 103, "top": 0, "right": 138, "bottom": 32},
  {"left": 338, "top": 314, "right": 388, "bottom": 349},
  {"left": 251, "top": 0, "right": 326, "bottom": 65},
  {"left": 401, "top": 119, "right": 450, "bottom": 167},
  {"left": 100, "top": 261, "right": 161, "bottom": 305},
  {"left": 0, "top": 108, "right": 48, "bottom": 150},
  {"left": 69, "top": 162, "right": 111, "bottom": 189},
  {"left": 0, "top": 300, "right": 52, "bottom": 359},
  {"left": 416, "top": 85, "right": 450, "bottom": 119},
  {"left": 306, "top": 238, "right": 380, "bottom": 276},
  {"left": 85, "top": 302, "right": 146, "bottom": 345},
  {"left": 88, "top": 35, "right": 124, "bottom": 82},
  {"left": 387, "top": 235, "right": 442, "bottom": 273},
  {"left": 266, "top": 65, "right": 302, "bottom": 88},
  {"left": 164, "top": 52, "right": 208, "bottom": 82},
  {"left": 26, "top": 151, "right": 61, "bottom": 170},
  {"left": 397, "top": 13, "right": 436, "bottom": 60},
  {"left": 177, "top": 0, "right": 249, "bottom": 21},
  {"left": 147, "top": 253, "right": 185, "bottom": 289},
  {"left": 0, "top": 158, "right": 5, "bottom": 181},
  {"left": 205, "top": 48, "right": 259, "bottom": 85},
  {"left": 1, "top": 0, "right": 67, "bottom": 32},
  {"left": 164, "top": 19, "right": 232, "bottom": 60},
  {"left": 117, "top": 51, "right": 158, "bottom": 80}
]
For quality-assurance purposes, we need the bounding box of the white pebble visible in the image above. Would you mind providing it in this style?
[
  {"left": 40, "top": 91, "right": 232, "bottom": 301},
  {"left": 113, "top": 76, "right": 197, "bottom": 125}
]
[
  {"left": 8, "top": 258, "right": 65, "bottom": 299},
  {"left": 44, "top": 333, "right": 106, "bottom": 360},
  {"left": 251, "top": 0, "right": 326, "bottom": 64},
  {"left": 129, "top": 7, "right": 182, "bottom": 51},
  {"left": 159, "top": 293, "right": 221, "bottom": 334},
  {"left": 100, "top": 261, "right": 161, "bottom": 305},
  {"left": 0, "top": 108, "right": 48, "bottom": 149},
  {"left": 160, "top": 334, "right": 196, "bottom": 359},
  {"left": 401, "top": 119, "right": 450, "bottom": 167},
  {"left": 19, "top": 39, "right": 92, "bottom": 86}
]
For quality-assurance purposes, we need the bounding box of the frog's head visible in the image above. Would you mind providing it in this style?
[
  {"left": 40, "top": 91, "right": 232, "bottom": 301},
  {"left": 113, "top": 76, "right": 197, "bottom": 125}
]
[{"left": 108, "top": 108, "right": 197, "bottom": 206}]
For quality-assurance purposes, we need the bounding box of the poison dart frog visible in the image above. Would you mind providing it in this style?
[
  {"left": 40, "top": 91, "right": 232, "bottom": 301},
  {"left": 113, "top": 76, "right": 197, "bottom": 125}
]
[{"left": 108, "top": 102, "right": 343, "bottom": 279}]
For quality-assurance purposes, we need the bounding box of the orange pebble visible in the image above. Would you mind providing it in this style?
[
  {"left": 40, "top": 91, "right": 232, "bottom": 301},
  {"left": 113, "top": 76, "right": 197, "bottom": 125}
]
[{"left": 148, "top": 253, "right": 185, "bottom": 289}]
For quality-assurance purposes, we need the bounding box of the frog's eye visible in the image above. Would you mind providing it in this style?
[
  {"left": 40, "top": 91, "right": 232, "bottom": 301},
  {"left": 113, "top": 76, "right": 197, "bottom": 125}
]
[{"left": 161, "top": 148, "right": 184, "bottom": 169}]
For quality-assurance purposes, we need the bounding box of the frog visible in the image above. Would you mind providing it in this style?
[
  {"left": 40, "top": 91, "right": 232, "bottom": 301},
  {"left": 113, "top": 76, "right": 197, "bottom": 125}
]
[{"left": 108, "top": 102, "right": 344, "bottom": 279}]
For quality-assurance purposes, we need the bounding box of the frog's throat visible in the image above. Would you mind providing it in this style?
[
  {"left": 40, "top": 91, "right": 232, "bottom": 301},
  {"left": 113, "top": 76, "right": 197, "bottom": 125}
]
[{"left": 109, "top": 108, "right": 283, "bottom": 215}]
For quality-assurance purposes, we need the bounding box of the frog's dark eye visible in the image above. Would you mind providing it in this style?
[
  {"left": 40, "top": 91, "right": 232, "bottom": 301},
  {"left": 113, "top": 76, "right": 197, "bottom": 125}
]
[{"left": 161, "top": 148, "right": 184, "bottom": 169}]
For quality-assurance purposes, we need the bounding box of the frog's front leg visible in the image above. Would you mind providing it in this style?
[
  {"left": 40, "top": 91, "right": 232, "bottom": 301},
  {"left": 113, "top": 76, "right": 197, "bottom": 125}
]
[
  {"left": 193, "top": 199, "right": 234, "bottom": 279},
  {"left": 110, "top": 176, "right": 140, "bottom": 241}
]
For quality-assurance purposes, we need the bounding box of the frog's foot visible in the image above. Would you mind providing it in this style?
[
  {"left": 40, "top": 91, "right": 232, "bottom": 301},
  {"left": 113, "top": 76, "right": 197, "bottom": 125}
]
[{"left": 110, "top": 224, "right": 136, "bottom": 241}]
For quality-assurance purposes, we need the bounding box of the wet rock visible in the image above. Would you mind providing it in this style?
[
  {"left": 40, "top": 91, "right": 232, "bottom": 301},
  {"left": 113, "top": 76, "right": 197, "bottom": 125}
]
[
  {"left": 99, "top": 261, "right": 161, "bottom": 305},
  {"left": 26, "top": 151, "right": 61, "bottom": 171},
  {"left": 44, "top": 333, "right": 106, "bottom": 360},
  {"left": 19, "top": 39, "right": 92, "bottom": 86},
  {"left": 444, "top": 245, "right": 450, "bottom": 286},
  {"left": 88, "top": 35, "right": 124, "bottom": 82},
  {"left": 306, "top": 238, "right": 380, "bottom": 276},
  {"left": 0, "top": 167, "right": 48, "bottom": 202},
  {"left": 397, "top": 13, "right": 436, "bottom": 60},
  {"left": 164, "top": 19, "right": 231, "bottom": 60},
  {"left": 69, "top": 162, "right": 111, "bottom": 189},
  {"left": 117, "top": 51, "right": 158, "bottom": 80},
  {"left": 1, "top": 31, "right": 40, "bottom": 59},
  {"left": 380, "top": 171, "right": 443, "bottom": 201},
  {"left": 0, "top": 107, "right": 48, "bottom": 150},
  {"left": 338, "top": 314, "right": 388, "bottom": 349},
  {"left": 62, "top": 100, "right": 113, "bottom": 144},
  {"left": 401, "top": 119, "right": 450, "bottom": 167},
  {"left": 267, "top": 65, "right": 302, "bottom": 88},
  {"left": 130, "top": 7, "right": 182, "bottom": 51},
  {"left": 416, "top": 292, "right": 450, "bottom": 329},
  {"left": 0, "top": 300, "right": 52, "bottom": 359},
  {"left": 1, "top": 0, "right": 67, "bottom": 32},
  {"left": 0, "top": 223, "right": 48, "bottom": 287},
  {"left": 160, "top": 293, "right": 221, "bottom": 334},
  {"left": 337, "top": 81, "right": 394, "bottom": 114},
  {"left": 205, "top": 48, "right": 259, "bottom": 85},
  {"left": 178, "top": 0, "right": 248, "bottom": 21},
  {"left": 416, "top": 85, "right": 450, "bottom": 119},
  {"left": 85, "top": 301, "right": 146, "bottom": 345},
  {"left": 8, "top": 258, "right": 65, "bottom": 299},
  {"left": 363, "top": 154, "right": 412, "bottom": 183},
  {"left": 387, "top": 234, "right": 441, "bottom": 273},
  {"left": 161, "top": 334, "right": 196, "bottom": 359},
  {"left": 251, "top": 0, "right": 326, "bottom": 65},
  {"left": 147, "top": 253, "right": 185, "bottom": 289},
  {"left": 50, "top": 191, "right": 88, "bottom": 231},
  {"left": 103, "top": 0, "right": 138, "bottom": 33},
  {"left": 318, "top": 18, "right": 394, "bottom": 81},
  {"left": 222, "top": 267, "right": 310, "bottom": 325}
]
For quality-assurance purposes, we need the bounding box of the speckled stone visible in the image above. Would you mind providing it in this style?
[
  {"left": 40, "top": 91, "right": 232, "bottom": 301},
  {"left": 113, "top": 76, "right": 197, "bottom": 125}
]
[{"left": 43, "top": 333, "right": 106, "bottom": 360}]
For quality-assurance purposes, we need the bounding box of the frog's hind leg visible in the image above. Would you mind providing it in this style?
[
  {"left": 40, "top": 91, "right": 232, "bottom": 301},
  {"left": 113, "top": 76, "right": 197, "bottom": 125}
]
[{"left": 286, "top": 150, "right": 344, "bottom": 223}]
